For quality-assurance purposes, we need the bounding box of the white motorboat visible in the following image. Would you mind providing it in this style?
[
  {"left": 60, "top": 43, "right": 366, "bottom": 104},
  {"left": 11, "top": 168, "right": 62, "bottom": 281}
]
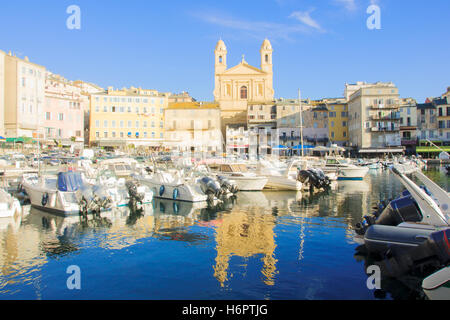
[
  {"left": 0, "top": 188, "right": 21, "bottom": 218},
  {"left": 257, "top": 159, "right": 302, "bottom": 191},
  {"left": 22, "top": 171, "right": 89, "bottom": 214},
  {"left": 132, "top": 168, "right": 213, "bottom": 203},
  {"left": 97, "top": 157, "right": 138, "bottom": 178},
  {"left": 323, "top": 156, "right": 369, "bottom": 181},
  {"left": 212, "top": 163, "right": 268, "bottom": 191},
  {"left": 422, "top": 267, "right": 450, "bottom": 300}
]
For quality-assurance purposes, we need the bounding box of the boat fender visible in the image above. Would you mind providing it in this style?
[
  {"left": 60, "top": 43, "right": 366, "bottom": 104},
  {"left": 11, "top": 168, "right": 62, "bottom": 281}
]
[
  {"left": 41, "top": 193, "right": 49, "bottom": 206},
  {"left": 159, "top": 185, "right": 165, "bottom": 197},
  {"left": 173, "top": 188, "right": 179, "bottom": 200}
]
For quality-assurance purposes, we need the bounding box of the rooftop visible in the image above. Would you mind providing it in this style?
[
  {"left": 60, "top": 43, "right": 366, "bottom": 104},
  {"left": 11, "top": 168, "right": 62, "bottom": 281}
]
[{"left": 167, "top": 102, "right": 220, "bottom": 110}]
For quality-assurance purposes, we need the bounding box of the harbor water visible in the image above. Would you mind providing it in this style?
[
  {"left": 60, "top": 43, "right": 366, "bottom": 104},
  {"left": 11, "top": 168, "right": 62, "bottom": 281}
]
[{"left": 0, "top": 167, "right": 448, "bottom": 300}]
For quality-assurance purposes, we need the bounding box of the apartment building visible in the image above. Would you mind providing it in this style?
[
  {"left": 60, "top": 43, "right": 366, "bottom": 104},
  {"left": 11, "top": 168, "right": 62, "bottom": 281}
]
[
  {"left": 226, "top": 125, "right": 249, "bottom": 156},
  {"left": 322, "top": 99, "right": 349, "bottom": 147},
  {"left": 89, "top": 87, "right": 168, "bottom": 147},
  {"left": 348, "top": 82, "right": 403, "bottom": 155},
  {"left": 399, "top": 98, "right": 418, "bottom": 155},
  {"left": 416, "top": 102, "right": 438, "bottom": 141},
  {"left": 0, "top": 50, "right": 5, "bottom": 136},
  {"left": 168, "top": 91, "right": 195, "bottom": 103},
  {"left": 3, "top": 52, "right": 46, "bottom": 138},
  {"left": 164, "top": 102, "right": 222, "bottom": 154},
  {"left": 44, "top": 73, "right": 85, "bottom": 144},
  {"left": 435, "top": 96, "right": 450, "bottom": 142}
]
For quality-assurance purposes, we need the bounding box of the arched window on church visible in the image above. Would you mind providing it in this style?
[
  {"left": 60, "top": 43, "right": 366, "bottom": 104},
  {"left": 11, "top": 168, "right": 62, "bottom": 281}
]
[
  {"left": 240, "top": 86, "right": 248, "bottom": 100},
  {"left": 226, "top": 84, "right": 231, "bottom": 96},
  {"left": 219, "top": 56, "right": 222, "bottom": 63},
  {"left": 265, "top": 54, "right": 268, "bottom": 63}
]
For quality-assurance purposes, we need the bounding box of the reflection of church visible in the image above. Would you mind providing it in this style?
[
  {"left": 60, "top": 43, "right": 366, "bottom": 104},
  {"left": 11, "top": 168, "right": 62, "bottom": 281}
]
[
  {"left": 213, "top": 210, "right": 278, "bottom": 287},
  {"left": 214, "top": 39, "right": 275, "bottom": 134}
]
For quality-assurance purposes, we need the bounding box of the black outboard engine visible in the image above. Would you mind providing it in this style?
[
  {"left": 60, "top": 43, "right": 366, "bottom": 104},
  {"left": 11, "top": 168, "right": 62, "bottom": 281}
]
[
  {"left": 126, "top": 180, "right": 145, "bottom": 206},
  {"left": 375, "top": 228, "right": 450, "bottom": 278},
  {"left": 217, "top": 175, "right": 239, "bottom": 194},
  {"left": 199, "top": 177, "right": 222, "bottom": 203},
  {"left": 355, "top": 194, "right": 422, "bottom": 236},
  {"left": 297, "top": 168, "right": 331, "bottom": 191}
]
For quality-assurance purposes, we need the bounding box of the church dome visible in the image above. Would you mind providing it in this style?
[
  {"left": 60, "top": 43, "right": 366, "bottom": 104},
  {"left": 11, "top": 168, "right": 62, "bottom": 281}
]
[
  {"left": 261, "top": 39, "right": 272, "bottom": 51},
  {"left": 215, "top": 39, "right": 227, "bottom": 51}
]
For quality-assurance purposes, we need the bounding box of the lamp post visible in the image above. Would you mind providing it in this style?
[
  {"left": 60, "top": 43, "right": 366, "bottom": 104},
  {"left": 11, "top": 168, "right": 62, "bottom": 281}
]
[{"left": 299, "top": 89, "right": 304, "bottom": 157}]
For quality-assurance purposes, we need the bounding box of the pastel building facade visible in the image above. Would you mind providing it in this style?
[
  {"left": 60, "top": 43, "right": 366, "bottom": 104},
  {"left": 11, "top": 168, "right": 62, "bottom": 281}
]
[
  {"left": 0, "top": 50, "right": 4, "bottom": 136},
  {"left": 214, "top": 39, "right": 275, "bottom": 133},
  {"left": 164, "top": 102, "right": 222, "bottom": 153},
  {"left": 43, "top": 73, "right": 85, "bottom": 143},
  {"left": 348, "top": 82, "right": 403, "bottom": 154},
  {"left": 3, "top": 52, "right": 46, "bottom": 138},
  {"left": 89, "top": 87, "right": 168, "bottom": 147}
]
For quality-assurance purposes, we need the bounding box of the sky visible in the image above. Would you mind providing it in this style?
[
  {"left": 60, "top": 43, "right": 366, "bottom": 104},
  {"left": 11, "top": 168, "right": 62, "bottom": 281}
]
[{"left": 0, "top": 0, "right": 449, "bottom": 103}]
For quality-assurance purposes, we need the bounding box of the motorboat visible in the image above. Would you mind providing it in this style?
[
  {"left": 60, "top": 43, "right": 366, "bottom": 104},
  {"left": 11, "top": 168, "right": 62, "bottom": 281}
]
[
  {"left": 21, "top": 171, "right": 105, "bottom": 215},
  {"left": 257, "top": 159, "right": 303, "bottom": 191},
  {"left": 422, "top": 267, "right": 450, "bottom": 300},
  {"left": 354, "top": 166, "right": 449, "bottom": 256},
  {"left": 211, "top": 163, "right": 268, "bottom": 191},
  {"left": 323, "top": 156, "right": 369, "bottom": 180},
  {"left": 0, "top": 188, "right": 21, "bottom": 218},
  {"left": 132, "top": 167, "right": 219, "bottom": 203},
  {"left": 95, "top": 169, "right": 153, "bottom": 208},
  {"left": 97, "top": 157, "right": 138, "bottom": 178}
]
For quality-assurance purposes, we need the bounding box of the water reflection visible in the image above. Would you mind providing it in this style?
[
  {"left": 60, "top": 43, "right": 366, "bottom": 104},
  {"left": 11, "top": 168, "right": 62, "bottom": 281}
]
[{"left": 0, "top": 168, "right": 445, "bottom": 299}]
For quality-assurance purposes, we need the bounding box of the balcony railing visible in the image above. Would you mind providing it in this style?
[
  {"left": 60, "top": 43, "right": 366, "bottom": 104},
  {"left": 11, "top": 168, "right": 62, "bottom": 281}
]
[
  {"left": 370, "top": 104, "right": 399, "bottom": 110},
  {"left": 370, "top": 114, "right": 401, "bottom": 121},
  {"left": 371, "top": 126, "right": 400, "bottom": 132}
]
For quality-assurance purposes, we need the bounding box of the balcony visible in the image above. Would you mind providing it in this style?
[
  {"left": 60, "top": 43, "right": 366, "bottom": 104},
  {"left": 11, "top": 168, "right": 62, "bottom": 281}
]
[
  {"left": 371, "top": 126, "right": 400, "bottom": 132},
  {"left": 370, "top": 114, "right": 401, "bottom": 121},
  {"left": 370, "top": 104, "right": 399, "bottom": 110}
]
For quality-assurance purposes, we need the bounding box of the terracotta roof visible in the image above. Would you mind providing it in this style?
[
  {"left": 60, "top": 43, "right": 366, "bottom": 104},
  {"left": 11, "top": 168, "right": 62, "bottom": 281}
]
[{"left": 167, "top": 102, "right": 220, "bottom": 109}]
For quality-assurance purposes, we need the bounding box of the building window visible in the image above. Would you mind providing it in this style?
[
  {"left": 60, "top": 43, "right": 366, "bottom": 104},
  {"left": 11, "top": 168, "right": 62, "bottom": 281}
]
[
  {"left": 136, "top": 121, "right": 139, "bottom": 128},
  {"left": 104, "top": 120, "right": 108, "bottom": 128},
  {"left": 343, "top": 132, "right": 347, "bottom": 138},
  {"left": 342, "top": 121, "right": 347, "bottom": 127},
  {"left": 45, "top": 112, "right": 51, "bottom": 120},
  {"left": 96, "top": 132, "right": 99, "bottom": 138},
  {"left": 112, "top": 120, "right": 116, "bottom": 128},
  {"left": 95, "top": 120, "right": 100, "bottom": 128},
  {"left": 112, "top": 132, "right": 116, "bottom": 138},
  {"left": 120, "top": 120, "right": 124, "bottom": 128},
  {"left": 104, "top": 132, "right": 108, "bottom": 138},
  {"left": 128, "top": 120, "right": 132, "bottom": 128},
  {"left": 104, "top": 106, "right": 107, "bottom": 112},
  {"left": 240, "top": 86, "right": 247, "bottom": 100},
  {"left": 120, "top": 132, "right": 124, "bottom": 138},
  {"left": 58, "top": 113, "right": 64, "bottom": 121}
]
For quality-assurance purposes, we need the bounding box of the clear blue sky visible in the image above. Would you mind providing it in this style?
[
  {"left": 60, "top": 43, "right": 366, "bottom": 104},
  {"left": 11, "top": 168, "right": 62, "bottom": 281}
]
[{"left": 0, "top": 0, "right": 449, "bottom": 103}]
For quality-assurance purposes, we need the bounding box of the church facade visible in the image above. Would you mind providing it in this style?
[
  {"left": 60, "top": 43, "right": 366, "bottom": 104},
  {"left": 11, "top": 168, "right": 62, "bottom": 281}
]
[{"left": 213, "top": 39, "right": 275, "bottom": 132}]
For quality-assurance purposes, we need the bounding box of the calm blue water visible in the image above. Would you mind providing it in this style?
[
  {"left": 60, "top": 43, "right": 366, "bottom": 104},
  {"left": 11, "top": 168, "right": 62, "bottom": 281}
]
[{"left": 0, "top": 167, "right": 448, "bottom": 300}]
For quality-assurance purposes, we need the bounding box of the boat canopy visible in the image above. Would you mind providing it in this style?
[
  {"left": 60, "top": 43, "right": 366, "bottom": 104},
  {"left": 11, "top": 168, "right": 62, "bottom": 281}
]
[{"left": 57, "top": 171, "right": 84, "bottom": 192}]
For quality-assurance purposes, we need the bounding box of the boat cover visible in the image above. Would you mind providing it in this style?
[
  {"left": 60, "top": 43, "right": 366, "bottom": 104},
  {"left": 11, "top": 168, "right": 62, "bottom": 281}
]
[{"left": 57, "top": 172, "right": 84, "bottom": 192}]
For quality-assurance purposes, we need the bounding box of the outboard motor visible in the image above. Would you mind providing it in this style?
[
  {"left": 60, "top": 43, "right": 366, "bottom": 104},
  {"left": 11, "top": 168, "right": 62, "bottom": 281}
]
[
  {"left": 126, "top": 180, "right": 145, "bottom": 206},
  {"left": 199, "top": 177, "right": 222, "bottom": 203},
  {"left": 297, "top": 168, "right": 331, "bottom": 191},
  {"left": 355, "top": 194, "right": 422, "bottom": 236},
  {"left": 375, "top": 228, "right": 450, "bottom": 278},
  {"left": 217, "top": 175, "right": 239, "bottom": 194}
]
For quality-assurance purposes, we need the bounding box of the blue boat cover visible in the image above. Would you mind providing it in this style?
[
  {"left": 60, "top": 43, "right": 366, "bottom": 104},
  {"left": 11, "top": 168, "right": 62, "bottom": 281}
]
[{"left": 57, "top": 171, "right": 83, "bottom": 192}]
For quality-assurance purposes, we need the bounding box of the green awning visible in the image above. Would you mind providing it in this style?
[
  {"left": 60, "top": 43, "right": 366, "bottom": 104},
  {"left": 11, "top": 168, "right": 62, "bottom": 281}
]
[
  {"left": 5, "top": 137, "right": 37, "bottom": 143},
  {"left": 416, "top": 146, "right": 450, "bottom": 153}
]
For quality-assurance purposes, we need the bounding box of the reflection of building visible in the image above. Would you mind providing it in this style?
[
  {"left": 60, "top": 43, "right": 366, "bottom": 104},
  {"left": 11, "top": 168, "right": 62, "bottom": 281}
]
[{"left": 213, "top": 211, "right": 277, "bottom": 287}]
